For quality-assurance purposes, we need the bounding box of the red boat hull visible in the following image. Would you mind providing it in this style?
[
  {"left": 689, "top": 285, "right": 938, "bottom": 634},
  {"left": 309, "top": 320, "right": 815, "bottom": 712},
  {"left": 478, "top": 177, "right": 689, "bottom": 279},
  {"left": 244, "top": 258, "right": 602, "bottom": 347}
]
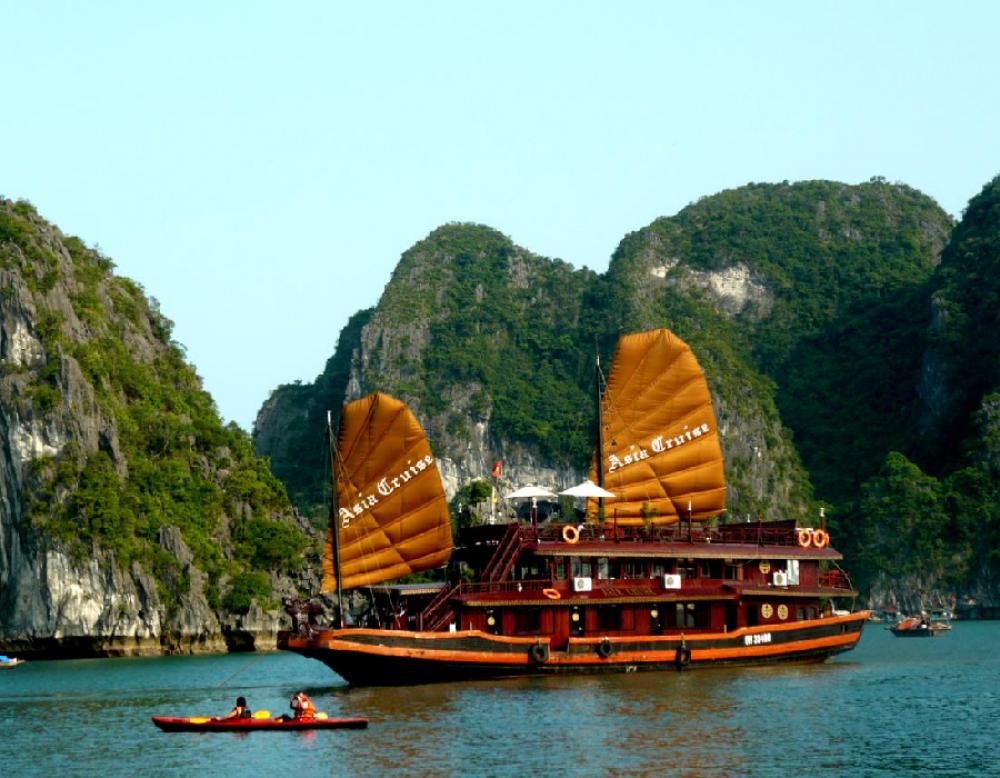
[
  {"left": 280, "top": 611, "right": 868, "bottom": 686},
  {"left": 151, "top": 716, "right": 368, "bottom": 732}
]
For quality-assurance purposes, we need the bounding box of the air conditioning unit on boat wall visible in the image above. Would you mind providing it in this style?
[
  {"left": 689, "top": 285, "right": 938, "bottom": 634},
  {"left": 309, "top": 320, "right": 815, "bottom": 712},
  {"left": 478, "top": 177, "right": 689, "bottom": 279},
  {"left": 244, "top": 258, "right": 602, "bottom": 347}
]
[
  {"left": 662, "top": 574, "right": 682, "bottom": 590},
  {"left": 772, "top": 571, "right": 789, "bottom": 587},
  {"left": 573, "top": 577, "right": 593, "bottom": 592}
]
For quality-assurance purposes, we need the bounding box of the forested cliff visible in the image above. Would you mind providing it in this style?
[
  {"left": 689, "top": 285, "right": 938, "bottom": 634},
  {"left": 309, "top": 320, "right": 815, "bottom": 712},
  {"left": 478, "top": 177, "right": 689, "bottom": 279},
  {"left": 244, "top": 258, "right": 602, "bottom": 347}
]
[
  {"left": 0, "top": 199, "right": 313, "bottom": 656},
  {"left": 256, "top": 177, "right": 1000, "bottom": 610}
]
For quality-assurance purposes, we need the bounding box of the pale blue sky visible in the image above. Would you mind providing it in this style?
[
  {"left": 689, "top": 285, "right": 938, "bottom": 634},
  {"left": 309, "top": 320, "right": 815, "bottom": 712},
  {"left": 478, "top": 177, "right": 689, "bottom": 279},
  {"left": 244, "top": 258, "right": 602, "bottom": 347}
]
[{"left": 3, "top": 1, "right": 998, "bottom": 429}]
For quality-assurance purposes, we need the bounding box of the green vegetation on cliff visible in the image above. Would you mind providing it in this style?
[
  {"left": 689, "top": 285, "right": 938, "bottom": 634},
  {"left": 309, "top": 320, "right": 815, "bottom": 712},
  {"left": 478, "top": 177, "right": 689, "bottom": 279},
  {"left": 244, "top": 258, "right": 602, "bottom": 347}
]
[
  {"left": 834, "top": 177, "right": 1000, "bottom": 592},
  {"left": 1, "top": 199, "right": 309, "bottom": 613},
  {"left": 602, "top": 180, "right": 951, "bottom": 521},
  {"left": 413, "top": 226, "right": 597, "bottom": 463},
  {"left": 356, "top": 224, "right": 600, "bottom": 466},
  {"left": 254, "top": 308, "right": 373, "bottom": 516}
]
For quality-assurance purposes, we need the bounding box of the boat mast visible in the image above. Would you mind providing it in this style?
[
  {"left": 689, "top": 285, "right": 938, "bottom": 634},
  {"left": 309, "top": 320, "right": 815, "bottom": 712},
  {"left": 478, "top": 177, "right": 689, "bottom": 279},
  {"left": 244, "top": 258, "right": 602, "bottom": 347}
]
[
  {"left": 327, "top": 410, "right": 345, "bottom": 628},
  {"left": 595, "top": 350, "right": 606, "bottom": 519}
]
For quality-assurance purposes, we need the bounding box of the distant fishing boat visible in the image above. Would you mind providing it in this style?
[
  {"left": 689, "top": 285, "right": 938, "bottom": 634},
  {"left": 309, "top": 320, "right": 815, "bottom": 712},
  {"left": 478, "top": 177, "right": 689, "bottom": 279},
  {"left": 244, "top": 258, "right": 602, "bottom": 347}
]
[
  {"left": 0, "top": 655, "right": 24, "bottom": 668},
  {"left": 889, "top": 616, "right": 951, "bottom": 638},
  {"left": 280, "top": 330, "right": 868, "bottom": 686}
]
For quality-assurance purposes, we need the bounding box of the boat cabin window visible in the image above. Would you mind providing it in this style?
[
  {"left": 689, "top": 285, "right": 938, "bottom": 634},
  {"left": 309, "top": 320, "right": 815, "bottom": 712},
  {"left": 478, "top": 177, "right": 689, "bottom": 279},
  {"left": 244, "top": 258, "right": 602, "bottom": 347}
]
[
  {"left": 513, "top": 608, "right": 543, "bottom": 635},
  {"left": 673, "top": 603, "right": 706, "bottom": 628},
  {"left": 701, "top": 560, "right": 723, "bottom": 579},
  {"left": 677, "top": 561, "right": 696, "bottom": 580},
  {"left": 596, "top": 606, "right": 622, "bottom": 631},
  {"left": 571, "top": 558, "right": 593, "bottom": 578},
  {"left": 651, "top": 562, "right": 666, "bottom": 578},
  {"left": 785, "top": 559, "right": 800, "bottom": 585},
  {"left": 725, "top": 561, "right": 742, "bottom": 581},
  {"left": 554, "top": 558, "right": 567, "bottom": 581},
  {"left": 596, "top": 558, "right": 611, "bottom": 580},
  {"left": 516, "top": 561, "right": 544, "bottom": 580},
  {"left": 623, "top": 561, "right": 645, "bottom": 579}
]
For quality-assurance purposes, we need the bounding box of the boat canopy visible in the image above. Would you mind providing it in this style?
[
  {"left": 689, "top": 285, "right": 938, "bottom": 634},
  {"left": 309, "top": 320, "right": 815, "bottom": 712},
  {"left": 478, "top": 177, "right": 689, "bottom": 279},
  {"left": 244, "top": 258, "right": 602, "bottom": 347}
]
[
  {"left": 322, "top": 392, "right": 453, "bottom": 591},
  {"left": 560, "top": 479, "right": 617, "bottom": 498},
  {"left": 589, "top": 329, "right": 726, "bottom": 525},
  {"left": 505, "top": 485, "right": 557, "bottom": 499}
]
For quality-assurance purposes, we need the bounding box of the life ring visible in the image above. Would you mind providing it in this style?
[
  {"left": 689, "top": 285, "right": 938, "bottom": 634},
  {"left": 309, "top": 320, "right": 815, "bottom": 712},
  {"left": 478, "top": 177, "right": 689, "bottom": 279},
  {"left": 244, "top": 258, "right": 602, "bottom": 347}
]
[
  {"left": 530, "top": 642, "right": 550, "bottom": 664},
  {"left": 542, "top": 588, "right": 561, "bottom": 600},
  {"left": 675, "top": 645, "right": 692, "bottom": 669},
  {"left": 562, "top": 525, "right": 580, "bottom": 544},
  {"left": 797, "top": 529, "right": 813, "bottom": 548},
  {"left": 812, "top": 529, "right": 829, "bottom": 548},
  {"left": 597, "top": 638, "right": 614, "bottom": 659}
]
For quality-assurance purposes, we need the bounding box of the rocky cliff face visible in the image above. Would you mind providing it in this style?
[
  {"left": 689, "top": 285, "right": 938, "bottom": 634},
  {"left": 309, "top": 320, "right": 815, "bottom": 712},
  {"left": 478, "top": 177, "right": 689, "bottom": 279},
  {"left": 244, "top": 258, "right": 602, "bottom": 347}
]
[
  {"left": 916, "top": 176, "right": 1000, "bottom": 458},
  {"left": 257, "top": 224, "right": 597, "bottom": 506},
  {"left": 344, "top": 225, "right": 594, "bottom": 496},
  {"left": 0, "top": 199, "right": 307, "bottom": 656}
]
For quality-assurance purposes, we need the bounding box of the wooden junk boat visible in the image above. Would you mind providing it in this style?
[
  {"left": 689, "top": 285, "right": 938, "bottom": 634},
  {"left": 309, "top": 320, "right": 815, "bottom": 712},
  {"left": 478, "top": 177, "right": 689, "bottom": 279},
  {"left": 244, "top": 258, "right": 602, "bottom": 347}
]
[{"left": 279, "top": 329, "right": 868, "bottom": 685}]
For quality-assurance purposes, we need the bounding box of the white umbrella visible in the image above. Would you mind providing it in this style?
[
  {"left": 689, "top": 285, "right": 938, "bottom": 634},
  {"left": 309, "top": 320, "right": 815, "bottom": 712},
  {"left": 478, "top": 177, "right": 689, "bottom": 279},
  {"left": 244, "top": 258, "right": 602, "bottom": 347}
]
[
  {"left": 559, "top": 479, "right": 617, "bottom": 499},
  {"left": 504, "top": 485, "right": 558, "bottom": 499}
]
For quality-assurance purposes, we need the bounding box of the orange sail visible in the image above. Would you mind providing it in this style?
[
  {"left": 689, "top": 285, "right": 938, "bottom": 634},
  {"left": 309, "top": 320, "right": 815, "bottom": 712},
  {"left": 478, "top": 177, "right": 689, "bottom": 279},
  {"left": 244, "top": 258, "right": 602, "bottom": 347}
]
[
  {"left": 589, "top": 329, "right": 726, "bottom": 525},
  {"left": 322, "top": 393, "right": 453, "bottom": 592}
]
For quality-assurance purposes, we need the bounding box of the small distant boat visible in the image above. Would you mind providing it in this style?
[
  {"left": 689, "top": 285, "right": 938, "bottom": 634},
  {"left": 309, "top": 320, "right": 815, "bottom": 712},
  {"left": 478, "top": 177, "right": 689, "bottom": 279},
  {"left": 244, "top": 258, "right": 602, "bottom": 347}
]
[
  {"left": 0, "top": 656, "right": 24, "bottom": 668},
  {"left": 889, "top": 616, "right": 951, "bottom": 638},
  {"left": 151, "top": 715, "right": 368, "bottom": 732}
]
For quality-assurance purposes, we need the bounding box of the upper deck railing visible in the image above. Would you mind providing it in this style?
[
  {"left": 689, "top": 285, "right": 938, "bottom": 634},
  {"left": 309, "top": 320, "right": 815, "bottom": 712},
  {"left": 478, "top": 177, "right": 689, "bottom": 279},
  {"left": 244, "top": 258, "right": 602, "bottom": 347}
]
[
  {"left": 818, "top": 569, "right": 852, "bottom": 590},
  {"left": 520, "top": 521, "right": 811, "bottom": 548},
  {"left": 456, "top": 572, "right": 855, "bottom": 598}
]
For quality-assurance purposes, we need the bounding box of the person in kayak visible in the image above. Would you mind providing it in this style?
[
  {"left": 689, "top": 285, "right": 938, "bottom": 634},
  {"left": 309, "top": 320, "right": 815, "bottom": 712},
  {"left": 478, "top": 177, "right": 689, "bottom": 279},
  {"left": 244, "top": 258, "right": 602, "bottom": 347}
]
[
  {"left": 289, "top": 691, "right": 316, "bottom": 720},
  {"left": 217, "top": 696, "right": 252, "bottom": 720}
]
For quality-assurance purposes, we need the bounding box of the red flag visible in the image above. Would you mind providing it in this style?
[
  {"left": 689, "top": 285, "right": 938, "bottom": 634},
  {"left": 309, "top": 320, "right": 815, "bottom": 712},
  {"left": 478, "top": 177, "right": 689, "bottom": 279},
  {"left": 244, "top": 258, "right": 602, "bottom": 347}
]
[{"left": 491, "top": 460, "right": 502, "bottom": 479}]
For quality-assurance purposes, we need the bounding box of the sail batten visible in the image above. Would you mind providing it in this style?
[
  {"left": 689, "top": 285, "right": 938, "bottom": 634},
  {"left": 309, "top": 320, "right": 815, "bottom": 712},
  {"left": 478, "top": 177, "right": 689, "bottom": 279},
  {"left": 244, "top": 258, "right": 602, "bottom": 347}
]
[
  {"left": 590, "top": 329, "right": 726, "bottom": 524},
  {"left": 322, "top": 392, "right": 453, "bottom": 592}
]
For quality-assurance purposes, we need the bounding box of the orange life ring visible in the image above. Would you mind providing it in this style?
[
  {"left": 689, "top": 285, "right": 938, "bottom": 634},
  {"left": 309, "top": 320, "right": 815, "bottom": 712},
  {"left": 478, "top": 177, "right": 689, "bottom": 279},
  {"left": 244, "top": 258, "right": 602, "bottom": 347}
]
[
  {"left": 542, "top": 588, "right": 561, "bottom": 600},
  {"left": 797, "top": 529, "right": 812, "bottom": 548},
  {"left": 812, "top": 529, "right": 829, "bottom": 548},
  {"left": 562, "top": 525, "right": 580, "bottom": 544}
]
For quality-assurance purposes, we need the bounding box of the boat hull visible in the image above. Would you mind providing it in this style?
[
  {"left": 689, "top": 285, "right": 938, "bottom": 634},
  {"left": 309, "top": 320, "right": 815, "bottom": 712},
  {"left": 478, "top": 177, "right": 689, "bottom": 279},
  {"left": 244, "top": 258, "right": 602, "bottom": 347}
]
[
  {"left": 151, "top": 715, "right": 368, "bottom": 732},
  {"left": 280, "top": 611, "right": 868, "bottom": 686},
  {"left": 889, "top": 626, "right": 949, "bottom": 638}
]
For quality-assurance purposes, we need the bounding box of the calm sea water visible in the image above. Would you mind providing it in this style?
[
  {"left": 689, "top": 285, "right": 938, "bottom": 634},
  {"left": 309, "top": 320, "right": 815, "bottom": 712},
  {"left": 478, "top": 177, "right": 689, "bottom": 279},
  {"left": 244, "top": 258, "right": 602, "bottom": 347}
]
[{"left": 1, "top": 622, "right": 998, "bottom": 777}]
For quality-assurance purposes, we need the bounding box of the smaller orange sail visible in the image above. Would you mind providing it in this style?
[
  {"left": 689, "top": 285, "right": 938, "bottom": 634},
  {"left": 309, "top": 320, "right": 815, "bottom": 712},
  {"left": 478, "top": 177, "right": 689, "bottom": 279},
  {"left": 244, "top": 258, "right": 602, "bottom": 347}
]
[
  {"left": 322, "top": 393, "right": 453, "bottom": 592},
  {"left": 589, "top": 329, "right": 726, "bottom": 525}
]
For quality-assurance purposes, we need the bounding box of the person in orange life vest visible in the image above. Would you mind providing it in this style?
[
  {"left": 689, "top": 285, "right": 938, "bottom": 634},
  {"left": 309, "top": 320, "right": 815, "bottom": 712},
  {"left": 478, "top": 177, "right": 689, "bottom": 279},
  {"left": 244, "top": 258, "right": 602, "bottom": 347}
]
[
  {"left": 217, "top": 695, "right": 251, "bottom": 720},
  {"left": 289, "top": 691, "right": 316, "bottom": 720}
]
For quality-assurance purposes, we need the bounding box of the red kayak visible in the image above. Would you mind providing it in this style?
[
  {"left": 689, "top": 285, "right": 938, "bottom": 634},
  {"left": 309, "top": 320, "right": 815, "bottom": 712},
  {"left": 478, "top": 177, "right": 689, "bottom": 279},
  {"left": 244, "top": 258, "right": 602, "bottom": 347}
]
[{"left": 152, "top": 715, "right": 368, "bottom": 732}]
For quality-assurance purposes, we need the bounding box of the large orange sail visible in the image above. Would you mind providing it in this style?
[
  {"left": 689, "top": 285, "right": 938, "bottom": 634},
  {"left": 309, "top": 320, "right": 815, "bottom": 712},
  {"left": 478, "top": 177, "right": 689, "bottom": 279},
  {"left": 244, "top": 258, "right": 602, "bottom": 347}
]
[
  {"left": 322, "top": 393, "right": 453, "bottom": 591},
  {"left": 589, "top": 329, "right": 726, "bottom": 525}
]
